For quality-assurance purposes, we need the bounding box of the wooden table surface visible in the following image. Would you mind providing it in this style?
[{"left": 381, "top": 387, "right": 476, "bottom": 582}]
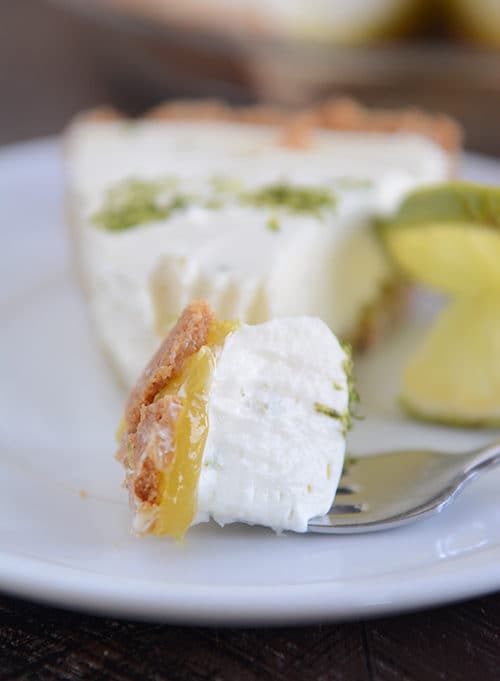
[
  {"left": 1, "top": 592, "right": 499, "bottom": 680},
  {"left": 1, "top": 3, "right": 500, "bottom": 679}
]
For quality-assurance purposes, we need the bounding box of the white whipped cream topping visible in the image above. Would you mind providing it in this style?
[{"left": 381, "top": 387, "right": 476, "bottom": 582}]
[
  {"left": 68, "top": 120, "right": 449, "bottom": 386},
  {"left": 195, "top": 316, "right": 349, "bottom": 532}
]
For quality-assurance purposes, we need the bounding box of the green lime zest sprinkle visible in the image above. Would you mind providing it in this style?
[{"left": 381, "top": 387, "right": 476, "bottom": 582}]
[
  {"left": 243, "top": 182, "right": 337, "bottom": 216},
  {"left": 341, "top": 342, "right": 360, "bottom": 409},
  {"left": 92, "top": 177, "right": 337, "bottom": 232},
  {"left": 314, "top": 403, "right": 342, "bottom": 419},
  {"left": 314, "top": 343, "right": 360, "bottom": 437},
  {"left": 92, "top": 178, "right": 189, "bottom": 232},
  {"left": 266, "top": 216, "right": 281, "bottom": 232},
  {"left": 314, "top": 402, "right": 352, "bottom": 437},
  {"left": 341, "top": 341, "right": 362, "bottom": 433}
]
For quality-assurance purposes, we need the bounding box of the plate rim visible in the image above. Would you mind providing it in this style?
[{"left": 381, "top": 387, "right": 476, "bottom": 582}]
[
  {"left": 1, "top": 543, "right": 500, "bottom": 624},
  {"left": 0, "top": 546, "right": 500, "bottom": 626}
]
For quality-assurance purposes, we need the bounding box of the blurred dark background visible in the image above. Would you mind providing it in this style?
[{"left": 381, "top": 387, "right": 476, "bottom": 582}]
[{"left": 2, "top": 0, "right": 500, "bottom": 153}]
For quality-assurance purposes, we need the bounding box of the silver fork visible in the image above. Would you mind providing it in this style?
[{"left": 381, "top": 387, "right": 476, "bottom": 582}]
[{"left": 308, "top": 441, "right": 500, "bottom": 533}]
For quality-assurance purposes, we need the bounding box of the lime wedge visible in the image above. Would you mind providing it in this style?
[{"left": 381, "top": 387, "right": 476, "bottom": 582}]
[
  {"left": 380, "top": 182, "right": 500, "bottom": 295},
  {"left": 380, "top": 181, "right": 500, "bottom": 426},
  {"left": 401, "top": 294, "right": 500, "bottom": 426}
]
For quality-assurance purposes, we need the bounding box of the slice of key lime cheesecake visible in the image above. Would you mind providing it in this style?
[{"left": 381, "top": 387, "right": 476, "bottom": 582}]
[
  {"left": 66, "top": 99, "right": 460, "bottom": 387},
  {"left": 116, "top": 301, "right": 354, "bottom": 537}
]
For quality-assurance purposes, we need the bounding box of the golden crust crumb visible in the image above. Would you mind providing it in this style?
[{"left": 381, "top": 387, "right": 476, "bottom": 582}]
[
  {"left": 278, "top": 111, "right": 321, "bottom": 149},
  {"left": 70, "top": 96, "right": 462, "bottom": 157},
  {"left": 317, "top": 97, "right": 462, "bottom": 154},
  {"left": 72, "top": 106, "right": 124, "bottom": 124},
  {"left": 120, "top": 395, "right": 183, "bottom": 512},
  {"left": 125, "top": 300, "right": 214, "bottom": 434},
  {"left": 235, "top": 105, "right": 288, "bottom": 126},
  {"left": 145, "top": 99, "right": 232, "bottom": 122},
  {"left": 133, "top": 456, "right": 161, "bottom": 505},
  {"left": 116, "top": 302, "right": 215, "bottom": 521}
]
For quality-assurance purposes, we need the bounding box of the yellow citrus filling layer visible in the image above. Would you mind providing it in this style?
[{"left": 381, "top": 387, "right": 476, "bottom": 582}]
[{"left": 154, "top": 319, "right": 238, "bottom": 539}]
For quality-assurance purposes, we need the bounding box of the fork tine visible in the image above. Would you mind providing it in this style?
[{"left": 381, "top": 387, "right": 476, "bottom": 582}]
[
  {"left": 328, "top": 504, "right": 364, "bottom": 514},
  {"left": 336, "top": 486, "right": 356, "bottom": 495}
]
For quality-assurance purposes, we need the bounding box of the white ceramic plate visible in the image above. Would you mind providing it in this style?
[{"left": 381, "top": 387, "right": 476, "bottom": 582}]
[{"left": 1, "top": 138, "right": 500, "bottom": 625}]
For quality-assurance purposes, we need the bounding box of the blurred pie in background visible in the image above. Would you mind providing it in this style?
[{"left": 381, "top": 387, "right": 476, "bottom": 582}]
[
  {"left": 446, "top": 0, "right": 500, "bottom": 49},
  {"left": 57, "top": 0, "right": 500, "bottom": 155},
  {"left": 91, "top": 0, "right": 429, "bottom": 45}
]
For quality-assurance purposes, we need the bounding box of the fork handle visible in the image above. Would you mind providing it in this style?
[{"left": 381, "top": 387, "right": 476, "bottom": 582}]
[{"left": 465, "top": 440, "right": 500, "bottom": 477}]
